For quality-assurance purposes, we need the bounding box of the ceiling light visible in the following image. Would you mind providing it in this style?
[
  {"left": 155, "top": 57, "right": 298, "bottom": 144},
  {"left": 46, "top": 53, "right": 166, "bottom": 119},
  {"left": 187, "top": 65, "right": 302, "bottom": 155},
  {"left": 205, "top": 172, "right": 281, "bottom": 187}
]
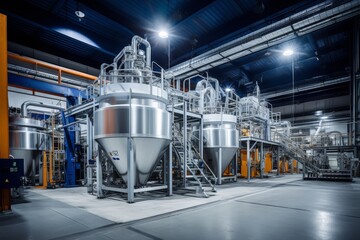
[
  {"left": 283, "top": 48, "right": 294, "bottom": 56},
  {"left": 158, "top": 30, "right": 169, "bottom": 39},
  {"left": 225, "top": 88, "right": 232, "bottom": 92},
  {"left": 75, "top": 10, "right": 85, "bottom": 18}
]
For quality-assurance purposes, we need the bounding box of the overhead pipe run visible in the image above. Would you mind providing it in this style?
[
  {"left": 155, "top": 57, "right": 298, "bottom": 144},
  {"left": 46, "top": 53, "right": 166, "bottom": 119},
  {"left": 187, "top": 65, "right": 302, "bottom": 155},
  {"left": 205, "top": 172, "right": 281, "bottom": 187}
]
[
  {"left": 8, "top": 52, "right": 97, "bottom": 81},
  {"left": 168, "top": 0, "right": 360, "bottom": 79},
  {"left": 21, "top": 101, "right": 64, "bottom": 117}
]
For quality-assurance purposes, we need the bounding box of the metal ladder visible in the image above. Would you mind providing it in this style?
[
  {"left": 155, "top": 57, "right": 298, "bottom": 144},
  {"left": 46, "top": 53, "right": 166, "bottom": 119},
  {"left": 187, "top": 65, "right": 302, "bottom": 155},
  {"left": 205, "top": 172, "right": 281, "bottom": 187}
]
[
  {"left": 275, "top": 132, "right": 320, "bottom": 178},
  {"left": 172, "top": 126, "right": 217, "bottom": 197}
]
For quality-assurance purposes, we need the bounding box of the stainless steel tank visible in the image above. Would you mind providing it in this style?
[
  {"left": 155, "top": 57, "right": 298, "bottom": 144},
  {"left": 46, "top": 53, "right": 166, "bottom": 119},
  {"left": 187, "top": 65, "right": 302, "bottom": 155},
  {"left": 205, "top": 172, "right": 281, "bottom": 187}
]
[
  {"left": 199, "top": 114, "right": 239, "bottom": 177},
  {"left": 9, "top": 116, "right": 50, "bottom": 175},
  {"left": 94, "top": 83, "right": 171, "bottom": 186}
]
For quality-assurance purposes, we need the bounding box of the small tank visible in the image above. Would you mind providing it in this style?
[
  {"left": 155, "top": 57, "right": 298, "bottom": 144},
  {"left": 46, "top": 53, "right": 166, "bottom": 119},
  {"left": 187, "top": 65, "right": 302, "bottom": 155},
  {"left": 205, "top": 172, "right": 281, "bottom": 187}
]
[
  {"left": 9, "top": 115, "right": 50, "bottom": 175},
  {"left": 200, "top": 114, "right": 239, "bottom": 177}
]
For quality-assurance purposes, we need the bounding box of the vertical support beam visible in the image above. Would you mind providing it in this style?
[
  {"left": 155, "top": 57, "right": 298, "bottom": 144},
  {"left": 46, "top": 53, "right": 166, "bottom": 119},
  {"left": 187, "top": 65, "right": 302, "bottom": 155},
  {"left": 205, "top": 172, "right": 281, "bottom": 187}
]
[
  {"left": 96, "top": 145, "right": 103, "bottom": 198},
  {"left": 127, "top": 138, "right": 135, "bottom": 203},
  {"left": 277, "top": 147, "right": 280, "bottom": 176},
  {"left": 217, "top": 148, "right": 222, "bottom": 185},
  {"left": 247, "top": 140, "right": 250, "bottom": 182},
  {"left": 86, "top": 115, "right": 93, "bottom": 193},
  {"left": 42, "top": 151, "right": 48, "bottom": 188},
  {"left": 167, "top": 143, "right": 173, "bottom": 196},
  {"left": 199, "top": 115, "right": 204, "bottom": 160},
  {"left": 352, "top": 17, "right": 360, "bottom": 164},
  {"left": 260, "top": 142, "right": 264, "bottom": 178},
  {"left": 183, "top": 102, "right": 187, "bottom": 187},
  {"left": 234, "top": 151, "right": 238, "bottom": 181},
  {"left": 0, "top": 14, "right": 10, "bottom": 213}
]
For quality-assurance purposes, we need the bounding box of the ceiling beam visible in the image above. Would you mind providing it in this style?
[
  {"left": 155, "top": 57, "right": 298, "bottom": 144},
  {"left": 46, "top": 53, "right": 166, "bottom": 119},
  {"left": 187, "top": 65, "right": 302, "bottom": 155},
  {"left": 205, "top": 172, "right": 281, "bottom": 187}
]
[{"left": 168, "top": 0, "right": 360, "bottom": 79}]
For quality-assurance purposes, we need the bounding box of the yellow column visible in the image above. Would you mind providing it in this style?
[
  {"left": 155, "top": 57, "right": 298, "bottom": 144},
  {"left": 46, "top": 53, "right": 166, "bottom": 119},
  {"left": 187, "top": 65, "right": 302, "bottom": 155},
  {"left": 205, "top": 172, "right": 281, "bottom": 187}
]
[{"left": 0, "top": 14, "right": 10, "bottom": 212}]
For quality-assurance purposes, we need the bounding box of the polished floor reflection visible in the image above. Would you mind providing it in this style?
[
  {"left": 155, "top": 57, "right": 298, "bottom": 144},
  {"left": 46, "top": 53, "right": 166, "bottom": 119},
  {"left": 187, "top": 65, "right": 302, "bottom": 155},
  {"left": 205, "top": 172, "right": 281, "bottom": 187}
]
[{"left": 1, "top": 176, "right": 359, "bottom": 240}]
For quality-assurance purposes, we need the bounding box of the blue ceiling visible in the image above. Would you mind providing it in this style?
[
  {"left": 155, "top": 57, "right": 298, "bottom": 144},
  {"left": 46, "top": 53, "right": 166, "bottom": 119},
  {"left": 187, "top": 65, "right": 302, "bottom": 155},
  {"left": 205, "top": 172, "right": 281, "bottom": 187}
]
[{"left": 0, "top": 0, "right": 358, "bottom": 123}]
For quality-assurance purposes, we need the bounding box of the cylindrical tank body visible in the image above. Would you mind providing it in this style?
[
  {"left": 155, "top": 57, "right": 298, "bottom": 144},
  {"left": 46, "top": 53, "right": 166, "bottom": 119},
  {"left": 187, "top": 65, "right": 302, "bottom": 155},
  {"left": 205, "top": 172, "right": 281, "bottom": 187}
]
[
  {"left": 9, "top": 116, "right": 50, "bottom": 175},
  {"left": 196, "top": 114, "right": 239, "bottom": 177},
  {"left": 94, "top": 83, "right": 171, "bottom": 187}
]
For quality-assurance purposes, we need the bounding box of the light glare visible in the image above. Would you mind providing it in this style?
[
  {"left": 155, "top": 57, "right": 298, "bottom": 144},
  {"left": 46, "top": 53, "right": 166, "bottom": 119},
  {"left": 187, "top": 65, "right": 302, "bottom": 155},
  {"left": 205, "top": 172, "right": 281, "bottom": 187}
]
[
  {"left": 283, "top": 49, "right": 294, "bottom": 56},
  {"left": 158, "top": 30, "right": 169, "bottom": 39},
  {"left": 55, "top": 28, "right": 99, "bottom": 48}
]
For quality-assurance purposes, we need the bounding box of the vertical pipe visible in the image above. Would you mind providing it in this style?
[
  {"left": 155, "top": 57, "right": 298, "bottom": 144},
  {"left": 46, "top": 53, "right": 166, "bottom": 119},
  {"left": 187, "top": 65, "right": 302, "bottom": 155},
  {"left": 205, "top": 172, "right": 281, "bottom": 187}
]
[
  {"left": 183, "top": 102, "right": 188, "bottom": 187},
  {"left": 0, "top": 13, "right": 10, "bottom": 213},
  {"left": 247, "top": 140, "right": 250, "bottom": 182}
]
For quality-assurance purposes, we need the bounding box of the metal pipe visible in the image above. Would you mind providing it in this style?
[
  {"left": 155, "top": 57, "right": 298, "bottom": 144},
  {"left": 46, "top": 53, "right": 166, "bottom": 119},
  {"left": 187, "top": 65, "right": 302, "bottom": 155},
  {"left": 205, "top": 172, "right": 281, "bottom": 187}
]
[
  {"left": 8, "top": 52, "right": 97, "bottom": 81},
  {"left": 21, "top": 101, "right": 64, "bottom": 117},
  {"left": 131, "top": 35, "right": 151, "bottom": 69}
]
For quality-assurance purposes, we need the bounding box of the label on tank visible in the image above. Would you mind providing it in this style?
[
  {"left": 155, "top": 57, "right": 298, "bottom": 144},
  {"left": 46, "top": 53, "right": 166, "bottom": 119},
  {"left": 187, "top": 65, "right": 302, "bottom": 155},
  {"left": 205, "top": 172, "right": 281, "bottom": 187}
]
[{"left": 109, "top": 151, "right": 120, "bottom": 160}]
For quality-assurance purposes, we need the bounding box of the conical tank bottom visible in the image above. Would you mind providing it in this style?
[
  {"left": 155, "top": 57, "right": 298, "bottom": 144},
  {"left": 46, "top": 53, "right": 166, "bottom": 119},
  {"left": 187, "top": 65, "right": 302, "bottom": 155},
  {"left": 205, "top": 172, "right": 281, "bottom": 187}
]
[
  {"left": 204, "top": 147, "right": 237, "bottom": 177},
  {"left": 96, "top": 137, "right": 170, "bottom": 186}
]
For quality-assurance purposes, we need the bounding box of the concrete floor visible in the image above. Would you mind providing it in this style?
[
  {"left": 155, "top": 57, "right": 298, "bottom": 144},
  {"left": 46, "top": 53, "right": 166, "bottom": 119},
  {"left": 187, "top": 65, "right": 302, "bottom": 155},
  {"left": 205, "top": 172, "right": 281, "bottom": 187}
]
[{"left": 1, "top": 175, "right": 360, "bottom": 240}]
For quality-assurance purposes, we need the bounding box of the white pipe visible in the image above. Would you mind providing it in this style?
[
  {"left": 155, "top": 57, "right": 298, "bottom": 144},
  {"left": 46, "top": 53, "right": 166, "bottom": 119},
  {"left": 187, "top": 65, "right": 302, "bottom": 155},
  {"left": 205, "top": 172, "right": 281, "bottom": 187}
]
[
  {"left": 21, "top": 101, "right": 64, "bottom": 117},
  {"left": 131, "top": 35, "right": 151, "bottom": 69}
]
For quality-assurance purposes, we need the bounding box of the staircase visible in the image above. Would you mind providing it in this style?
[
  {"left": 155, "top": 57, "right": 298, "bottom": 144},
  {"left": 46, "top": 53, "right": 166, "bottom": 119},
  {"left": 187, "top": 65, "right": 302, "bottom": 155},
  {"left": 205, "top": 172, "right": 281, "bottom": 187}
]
[
  {"left": 172, "top": 126, "right": 217, "bottom": 197},
  {"left": 274, "top": 132, "right": 352, "bottom": 181}
]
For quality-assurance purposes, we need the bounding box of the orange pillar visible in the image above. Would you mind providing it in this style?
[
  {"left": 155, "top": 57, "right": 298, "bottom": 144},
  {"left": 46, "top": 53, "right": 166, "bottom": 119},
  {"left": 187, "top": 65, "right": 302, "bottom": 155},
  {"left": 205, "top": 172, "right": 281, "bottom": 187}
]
[{"left": 0, "top": 14, "right": 11, "bottom": 212}]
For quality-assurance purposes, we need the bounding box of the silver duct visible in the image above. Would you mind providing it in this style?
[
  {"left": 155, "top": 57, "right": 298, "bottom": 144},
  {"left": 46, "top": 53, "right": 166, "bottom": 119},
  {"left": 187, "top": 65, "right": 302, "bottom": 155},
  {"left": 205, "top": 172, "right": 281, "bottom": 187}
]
[{"left": 21, "top": 101, "right": 64, "bottom": 117}]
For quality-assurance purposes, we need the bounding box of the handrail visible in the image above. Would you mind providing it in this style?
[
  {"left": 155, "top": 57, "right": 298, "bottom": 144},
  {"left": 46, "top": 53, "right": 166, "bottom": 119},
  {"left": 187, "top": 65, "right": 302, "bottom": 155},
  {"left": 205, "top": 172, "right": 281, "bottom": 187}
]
[{"left": 8, "top": 52, "right": 97, "bottom": 83}]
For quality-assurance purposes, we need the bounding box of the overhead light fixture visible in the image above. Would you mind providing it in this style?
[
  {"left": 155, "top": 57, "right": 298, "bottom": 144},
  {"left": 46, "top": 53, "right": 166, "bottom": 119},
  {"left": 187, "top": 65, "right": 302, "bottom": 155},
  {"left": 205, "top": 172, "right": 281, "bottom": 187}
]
[
  {"left": 283, "top": 48, "right": 294, "bottom": 56},
  {"left": 75, "top": 10, "right": 85, "bottom": 18},
  {"left": 158, "top": 30, "right": 169, "bottom": 39},
  {"left": 225, "top": 88, "right": 232, "bottom": 92}
]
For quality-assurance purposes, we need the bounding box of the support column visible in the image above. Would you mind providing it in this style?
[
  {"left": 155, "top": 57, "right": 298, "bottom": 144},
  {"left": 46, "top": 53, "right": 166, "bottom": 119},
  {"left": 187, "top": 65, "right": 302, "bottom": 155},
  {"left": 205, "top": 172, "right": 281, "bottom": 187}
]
[
  {"left": 247, "top": 140, "right": 250, "bottom": 182},
  {"left": 127, "top": 138, "right": 134, "bottom": 203},
  {"left": 0, "top": 14, "right": 10, "bottom": 213},
  {"left": 86, "top": 115, "right": 93, "bottom": 193},
  {"left": 217, "top": 148, "right": 222, "bottom": 185},
  {"left": 276, "top": 147, "right": 280, "bottom": 176},
  {"left": 167, "top": 143, "right": 173, "bottom": 196},
  {"left": 352, "top": 17, "right": 360, "bottom": 165},
  {"left": 96, "top": 145, "right": 103, "bottom": 198},
  {"left": 260, "top": 142, "right": 264, "bottom": 178},
  {"left": 183, "top": 102, "right": 187, "bottom": 187}
]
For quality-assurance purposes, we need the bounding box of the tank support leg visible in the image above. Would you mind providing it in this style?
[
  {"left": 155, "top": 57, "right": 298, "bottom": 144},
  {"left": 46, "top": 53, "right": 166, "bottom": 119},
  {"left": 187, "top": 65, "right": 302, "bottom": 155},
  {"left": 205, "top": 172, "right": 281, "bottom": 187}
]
[
  {"left": 127, "top": 138, "right": 135, "bottom": 203},
  {"left": 167, "top": 143, "right": 173, "bottom": 196},
  {"left": 96, "top": 146, "right": 104, "bottom": 198},
  {"left": 217, "top": 148, "right": 222, "bottom": 185}
]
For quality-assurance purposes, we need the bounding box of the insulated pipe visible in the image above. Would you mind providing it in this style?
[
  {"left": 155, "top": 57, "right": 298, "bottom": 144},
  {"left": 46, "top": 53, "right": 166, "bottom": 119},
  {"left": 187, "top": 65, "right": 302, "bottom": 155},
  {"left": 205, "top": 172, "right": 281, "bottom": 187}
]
[
  {"left": 21, "top": 101, "right": 64, "bottom": 117},
  {"left": 207, "top": 77, "right": 220, "bottom": 102},
  {"left": 131, "top": 35, "right": 151, "bottom": 69},
  {"left": 8, "top": 52, "right": 97, "bottom": 81}
]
